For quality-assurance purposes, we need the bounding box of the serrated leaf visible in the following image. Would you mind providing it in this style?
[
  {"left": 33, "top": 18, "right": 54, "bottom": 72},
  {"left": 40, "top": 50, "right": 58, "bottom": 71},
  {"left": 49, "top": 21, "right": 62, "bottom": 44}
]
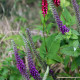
[
  {"left": 73, "top": 40, "right": 79, "bottom": 49},
  {"left": 55, "top": 33, "right": 64, "bottom": 40},
  {"left": 60, "top": 46, "right": 80, "bottom": 57},
  {"left": 47, "top": 34, "right": 62, "bottom": 62},
  {"left": 40, "top": 34, "right": 63, "bottom": 62}
]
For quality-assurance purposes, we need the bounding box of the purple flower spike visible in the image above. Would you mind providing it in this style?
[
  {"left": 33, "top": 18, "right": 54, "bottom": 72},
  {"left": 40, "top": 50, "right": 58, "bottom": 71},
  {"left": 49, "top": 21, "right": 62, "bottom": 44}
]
[
  {"left": 49, "top": 69, "right": 56, "bottom": 80},
  {"left": 60, "top": 25, "right": 69, "bottom": 34},
  {"left": 71, "top": 0, "right": 80, "bottom": 24},
  {"left": 47, "top": 0, "right": 69, "bottom": 34},
  {"left": 27, "top": 47, "right": 42, "bottom": 80},
  {"left": 12, "top": 40, "right": 30, "bottom": 80},
  {"left": 26, "top": 28, "right": 47, "bottom": 71},
  {"left": 71, "top": 0, "right": 80, "bottom": 32},
  {"left": 21, "top": 35, "right": 42, "bottom": 80}
]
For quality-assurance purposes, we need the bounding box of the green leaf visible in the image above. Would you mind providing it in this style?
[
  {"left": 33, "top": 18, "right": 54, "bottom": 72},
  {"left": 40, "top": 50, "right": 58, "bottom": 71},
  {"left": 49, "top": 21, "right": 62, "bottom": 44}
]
[
  {"left": 71, "top": 29, "right": 79, "bottom": 35},
  {"left": 75, "top": 56, "right": 80, "bottom": 66},
  {"left": 59, "top": 72, "right": 71, "bottom": 77},
  {"left": 40, "top": 34, "right": 63, "bottom": 62},
  {"left": 2, "top": 69, "right": 9, "bottom": 77},
  {"left": 60, "top": 45, "right": 80, "bottom": 57},
  {"left": 46, "top": 23, "right": 53, "bottom": 34},
  {"left": 39, "top": 10, "right": 44, "bottom": 24},
  {"left": 64, "top": 56, "right": 70, "bottom": 67},
  {"left": 55, "top": 33, "right": 64, "bottom": 40},
  {"left": 61, "top": 0, "right": 70, "bottom": 7},
  {"left": 14, "top": 16, "right": 27, "bottom": 22},
  {"left": 35, "top": 25, "right": 43, "bottom": 31},
  {"left": 60, "top": 14, "right": 66, "bottom": 25},
  {"left": 71, "top": 34, "right": 78, "bottom": 39},
  {"left": 60, "top": 7, "right": 75, "bottom": 27},
  {"left": 47, "top": 34, "right": 62, "bottom": 62},
  {"left": 73, "top": 40, "right": 79, "bottom": 49},
  {"left": 47, "top": 59, "right": 56, "bottom": 65},
  {"left": 40, "top": 41, "right": 46, "bottom": 59},
  {"left": 0, "top": 63, "right": 2, "bottom": 68},
  {"left": 71, "top": 56, "right": 80, "bottom": 71},
  {"left": 5, "top": 57, "right": 12, "bottom": 62},
  {"left": 10, "top": 75, "right": 15, "bottom": 80},
  {"left": 0, "top": 77, "right": 5, "bottom": 80},
  {"left": 30, "top": 77, "right": 35, "bottom": 80},
  {"left": 0, "top": 34, "right": 4, "bottom": 39},
  {"left": 71, "top": 59, "right": 78, "bottom": 71},
  {"left": 32, "top": 35, "right": 41, "bottom": 43}
]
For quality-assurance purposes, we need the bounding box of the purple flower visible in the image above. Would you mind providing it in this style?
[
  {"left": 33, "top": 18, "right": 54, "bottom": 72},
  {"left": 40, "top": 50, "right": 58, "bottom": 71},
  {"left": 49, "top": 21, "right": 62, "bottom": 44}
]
[
  {"left": 71, "top": 0, "right": 80, "bottom": 23},
  {"left": 20, "top": 34, "right": 42, "bottom": 80},
  {"left": 49, "top": 69, "right": 56, "bottom": 80},
  {"left": 60, "top": 25, "right": 69, "bottom": 34},
  {"left": 12, "top": 40, "right": 30, "bottom": 80},
  {"left": 26, "top": 47, "right": 42, "bottom": 80},
  {"left": 26, "top": 28, "right": 47, "bottom": 71},
  {"left": 47, "top": 0, "right": 69, "bottom": 34},
  {"left": 71, "top": 0, "right": 80, "bottom": 31}
]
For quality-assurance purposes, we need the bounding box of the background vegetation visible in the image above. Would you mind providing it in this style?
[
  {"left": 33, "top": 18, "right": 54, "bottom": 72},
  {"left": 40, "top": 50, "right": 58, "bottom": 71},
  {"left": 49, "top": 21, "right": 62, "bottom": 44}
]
[{"left": 0, "top": 0, "right": 80, "bottom": 80}]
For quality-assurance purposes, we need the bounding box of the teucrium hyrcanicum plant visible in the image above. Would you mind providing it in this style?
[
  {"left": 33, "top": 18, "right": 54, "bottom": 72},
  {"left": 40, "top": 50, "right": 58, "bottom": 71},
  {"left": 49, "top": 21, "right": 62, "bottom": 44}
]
[{"left": 8, "top": 0, "right": 80, "bottom": 79}]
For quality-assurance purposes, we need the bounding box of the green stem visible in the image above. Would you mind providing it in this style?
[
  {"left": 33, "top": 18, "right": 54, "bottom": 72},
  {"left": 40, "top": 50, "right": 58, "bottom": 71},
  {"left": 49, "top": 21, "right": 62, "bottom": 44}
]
[{"left": 43, "top": 17, "right": 48, "bottom": 53}]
